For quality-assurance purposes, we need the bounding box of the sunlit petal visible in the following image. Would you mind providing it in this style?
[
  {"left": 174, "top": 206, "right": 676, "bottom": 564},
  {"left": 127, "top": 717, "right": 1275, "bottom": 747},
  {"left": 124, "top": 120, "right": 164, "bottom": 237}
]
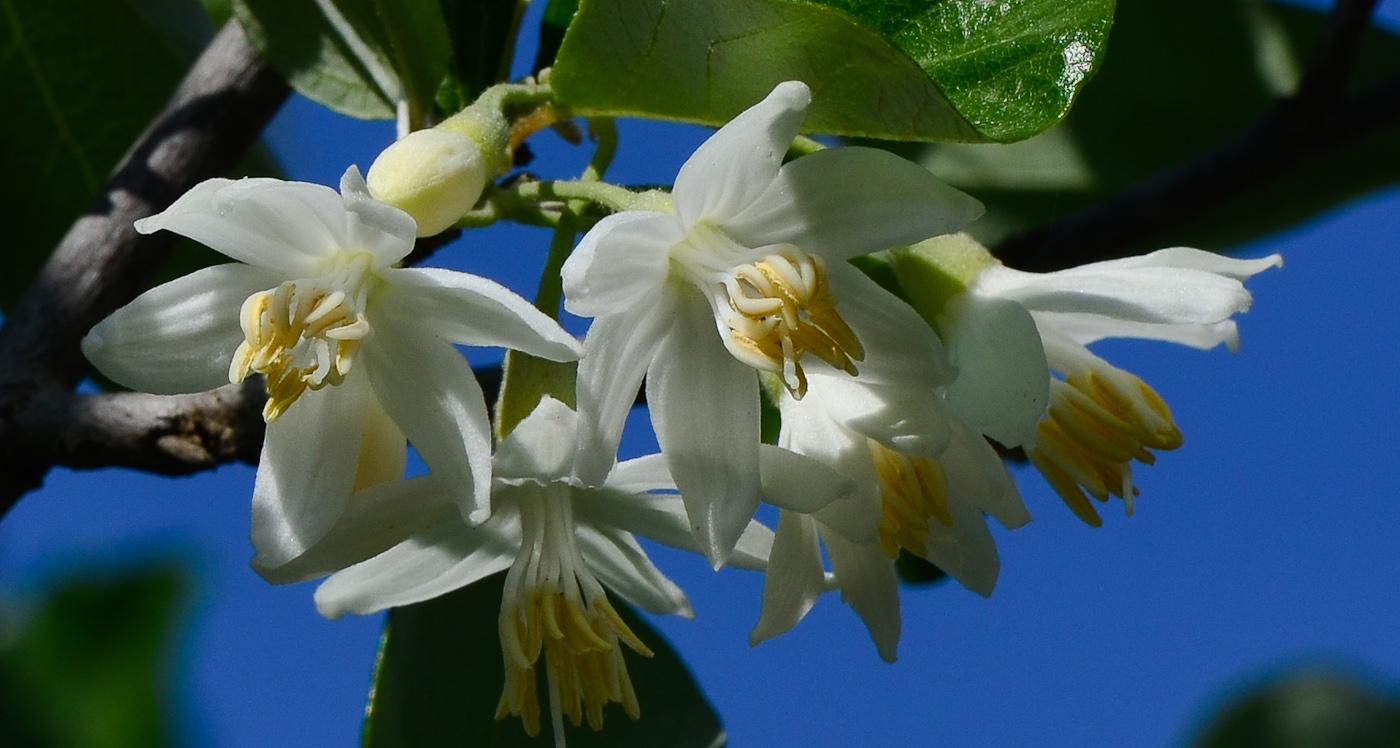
[{"left": 561, "top": 211, "right": 680, "bottom": 318}]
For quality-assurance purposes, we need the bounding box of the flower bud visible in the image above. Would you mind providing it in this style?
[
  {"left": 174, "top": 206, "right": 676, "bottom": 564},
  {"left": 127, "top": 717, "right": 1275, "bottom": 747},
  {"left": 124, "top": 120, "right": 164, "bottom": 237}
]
[{"left": 367, "top": 128, "right": 488, "bottom": 237}]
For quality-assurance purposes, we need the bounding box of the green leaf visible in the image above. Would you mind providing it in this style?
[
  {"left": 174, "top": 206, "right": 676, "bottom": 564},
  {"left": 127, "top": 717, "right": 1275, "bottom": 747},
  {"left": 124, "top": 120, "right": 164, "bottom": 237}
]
[
  {"left": 904, "top": 0, "right": 1400, "bottom": 252},
  {"left": 232, "top": 0, "right": 451, "bottom": 121},
  {"left": 0, "top": 0, "right": 213, "bottom": 311},
  {"left": 0, "top": 566, "right": 188, "bottom": 748},
  {"left": 363, "top": 571, "right": 724, "bottom": 748},
  {"left": 551, "top": 0, "right": 1112, "bottom": 142},
  {"left": 1190, "top": 671, "right": 1400, "bottom": 748},
  {"left": 439, "top": 0, "right": 525, "bottom": 111},
  {"left": 533, "top": 0, "right": 578, "bottom": 73}
]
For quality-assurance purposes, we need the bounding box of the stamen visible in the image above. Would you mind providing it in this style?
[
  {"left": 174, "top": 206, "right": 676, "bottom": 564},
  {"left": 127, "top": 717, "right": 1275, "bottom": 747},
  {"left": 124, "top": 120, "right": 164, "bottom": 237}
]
[
  {"left": 228, "top": 253, "right": 376, "bottom": 422},
  {"left": 1029, "top": 371, "right": 1180, "bottom": 525},
  {"left": 867, "top": 440, "right": 952, "bottom": 560},
  {"left": 716, "top": 250, "right": 864, "bottom": 398},
  {"left": 497, "top": 488, "right": 652, "bottom": 738}
]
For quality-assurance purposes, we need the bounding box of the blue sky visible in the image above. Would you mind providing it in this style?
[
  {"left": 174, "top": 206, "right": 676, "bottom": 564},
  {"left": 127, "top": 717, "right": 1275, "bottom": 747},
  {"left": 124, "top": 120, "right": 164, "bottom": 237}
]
[{"left": 4, "top": 1, "right": 1400, "bottom": 746}]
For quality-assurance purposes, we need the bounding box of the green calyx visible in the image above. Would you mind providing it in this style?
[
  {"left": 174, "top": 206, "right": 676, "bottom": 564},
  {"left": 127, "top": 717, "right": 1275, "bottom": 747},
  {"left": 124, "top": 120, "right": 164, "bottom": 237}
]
[{"left": 889, "top": 233, "right": 998, "bottom": 331}]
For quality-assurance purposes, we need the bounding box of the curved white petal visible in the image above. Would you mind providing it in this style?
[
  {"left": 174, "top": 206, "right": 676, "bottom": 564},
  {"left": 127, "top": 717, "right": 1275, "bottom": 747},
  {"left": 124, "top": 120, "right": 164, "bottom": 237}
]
[
  {"left": 756, "top": 443, "right": 855, "bottom": 515},
  {"left": 942, "top": 291, "right": 1049, "bottom": 449},
  {"left": 1102, "top": 247, "right": 1282, "bottom": 280},
  {"left": 574, "top": 486, "right": 772, "bottom": 571},
  {"left": 339, "top": 166, "right": 416, "bottom": 267},
  {"left": 578, "top": 523, "right": 693, "bottom": 618},
  {"left": 801, "top": 375, "right": 953, "bottom": 461},
  {"left": 605, "top": 453, "right": 676, "bottom": 494},
  {"left": 725, "top": 147, "right": 983, "bottom": 258},
  {"left": 923, "top": 499, "right": 1001, "bottom": 598},
  {"left": 826, "top": 263, "right": 953, "bottom": 387},
  {"left": 561, "top": 211, "right": 680, "bottom": 318},
  {"left": 1035, "top": 311, "right": 1241, "bottom": 352},
  {"left": 313, "top": 511, "right": 520, "bottom": 618},
  {"left": 750, "top": 510, "right": 826, "bottom": 646},
  {"left": 674, "top": 81, "right": 811, "bottom": 226},
  {"left": 573, "top": 301, "right": 673, "bottom": 486},
  {"left": 380, "top": 267, "right": 581, "bottom": 361},
  {"left": 773, "top": 408, "right": 882, "bottom": 546},
  {"left": 649, "top": 298, "right": 762, "bottom": 567},
  {"left": 494, "top": 396, "right": 577, "bottom": 484},
  {"left": 942, "top": 419, "right": 1030, "bottom": 530},
  {"left": 82, "top": 263, "right": 279, "bottom": 394},
  {"left": 822, "top": 528, "right": 901, "bottom": 662},
  {"left": 255, "top": 474, "right": 456, "bottom": 584},
  {"left": 250, "top": 369, "right": 373, "bottom": 570},
  {"left": 363, "top": 317, "right": 493, "bottom": 525},
  {"left": 135, "top": 177, "right": 347, "bottom": 276}
]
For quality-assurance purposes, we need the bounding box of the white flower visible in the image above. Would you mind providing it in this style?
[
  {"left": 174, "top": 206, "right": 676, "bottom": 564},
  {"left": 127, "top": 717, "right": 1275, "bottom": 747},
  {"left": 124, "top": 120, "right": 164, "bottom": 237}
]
[
  {"left": 899, "top": 236, "right": 1281, "bottom": 523},
  {"left": 312, "top": 397, "right": 838, "bottom": 738},
  {"left": 81, "top": 168, "right": 582, "bottom": 571},
  {"left": 560, "top": 81, "right": 983, "bottom": 565},
  {"left": 750, "top": 376, "right": 1029, "bottom": 661}
]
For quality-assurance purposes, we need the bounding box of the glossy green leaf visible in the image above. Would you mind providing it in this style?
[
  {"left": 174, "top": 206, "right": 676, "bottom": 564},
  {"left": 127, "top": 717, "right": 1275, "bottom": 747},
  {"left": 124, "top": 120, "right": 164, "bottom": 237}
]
[
  {"left": 0, "top": 567, "right": 188, "bottom": 748},
  {"left": 363, "top": 571, "right": 724, "bottom": 748},
  {"left": 1190, "top": 671, "right": 1400, "bottom": 748},
  {"left": 904, "top": 0, "right": 1400, "bottom": 253},
  {"left": 0, "top": 0, "right": 212, "bottom": 311},
  {"left": 551, "top": 0, "right": 1112, "bottom": 142},
  {"left": 233, "top": 0, "right": 451, "bottom": 121}
]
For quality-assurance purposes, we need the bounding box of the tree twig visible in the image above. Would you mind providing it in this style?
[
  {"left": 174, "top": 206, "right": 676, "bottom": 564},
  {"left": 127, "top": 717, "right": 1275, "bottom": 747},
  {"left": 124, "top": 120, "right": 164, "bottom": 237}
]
[
  {"left": 994, "top": 0, "right": 1390, "bottom": 272},
  {"left": 0, "top": 22, "right": 290, "bottom": 519}
]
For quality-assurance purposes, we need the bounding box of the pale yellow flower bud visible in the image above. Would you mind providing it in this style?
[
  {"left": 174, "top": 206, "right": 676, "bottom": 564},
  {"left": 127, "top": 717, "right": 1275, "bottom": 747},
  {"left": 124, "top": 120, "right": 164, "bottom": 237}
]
[{"left": 366, "top": 128, "right": 488, "bottom": 237}]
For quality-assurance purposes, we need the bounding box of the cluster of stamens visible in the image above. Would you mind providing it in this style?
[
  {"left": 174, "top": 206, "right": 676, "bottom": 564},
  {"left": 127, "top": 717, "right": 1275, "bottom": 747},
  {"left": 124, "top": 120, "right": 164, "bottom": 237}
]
[
  {"left": 717, "top": 250, "right": 864, "bottom": 398},
  {"left": 229, "top": 254, "right": 375, "bottom": 422},
  {"left": 867, "top": 440, "right": 954, "bottom": 559},
  {"left": 1027, "top": 370, "right": 1183, "bottom": 526},
  {"left": 497, "top": 486, "right": 652, "bottom": 737}
]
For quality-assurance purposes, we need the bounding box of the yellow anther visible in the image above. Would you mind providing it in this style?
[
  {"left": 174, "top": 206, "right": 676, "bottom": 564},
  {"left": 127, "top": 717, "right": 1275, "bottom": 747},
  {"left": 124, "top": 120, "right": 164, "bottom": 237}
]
[
  {"left": 718, "top": 251, "right": 864, "bottom": 398},
  {"left": 868, "top": 440, "right": 952, "bottom": 560}
]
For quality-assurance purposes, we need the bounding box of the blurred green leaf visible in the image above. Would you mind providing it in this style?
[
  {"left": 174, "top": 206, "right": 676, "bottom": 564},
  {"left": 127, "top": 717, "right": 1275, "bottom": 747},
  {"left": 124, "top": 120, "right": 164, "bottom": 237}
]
[
  {"left": 233, "top": 0, "right": 451, "bottom": 121},
  {"left": 904, "top": 0, "right": 1400, "bottom": 252},
  {"left": 0, "top": 0, "right": 212, "bottom": 311},
  {"left": 0, "top": 567, "right": 188, "bottom": 748},
  {"left": 437, "top": 0, "right": 525, "bottom": 113},
  {"left": 552, "top": 0, "right": 1111, "bottom": 142},
  {"left": 533, "top": 0, "right": 578, "bottom": 74},
  {"left": 1190, "top": 671, "right": 1400, "bottom": 748},
  {"left": 363, "top": 571, "right": 724, "bottom": 748}
]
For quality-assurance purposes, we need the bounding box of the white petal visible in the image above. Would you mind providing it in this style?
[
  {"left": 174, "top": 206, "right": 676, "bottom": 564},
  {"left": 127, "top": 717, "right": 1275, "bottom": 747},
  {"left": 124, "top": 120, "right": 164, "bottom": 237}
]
[
  {"left": 575, "top": 486, "right": 772, "bottom": 571},
  {"left": 941, "top": 290, "right": 1049, "bottom": 449},
  {"left": 649, "top": 299, "right": 762, "bottom": 567},
  {"left": 1105, "top": 247, "right": 1282, "bottom": 280},
  {"left": 605, "top": 453, "right": 676, "bottom": 494},
  {"left": 380, "top": 267, "right": 581, "bottom": 360},
  {"left": 250, "top": 369, "right": 373, "bottom": 570},
  {"left": 725, "top": 147, "right": 983, "bottom": 258},
  {"left": 135, "top": 177, "right": 347, "bottom": 276},
  {"left": 773, "top": 407, "right": 882, "bottom": 546},
  {"left": 573, "top": 302, "right": 673, "bottom": 486},
  {"left": 82, "top": 263, "right": 279, "bottom": 394},
  {"left": 825, "top": 263, "right": 953, "bottom": 387},
  {"left": 822, "top": 528, "right": 901, "bottom": 662},
  {"left": 801, "top": 375, "right": 953, "bottom": 461},
  {"left": 673, "top": 81, "right": 811, "bottom": 226},
  {"left": 1034, "top": 310, "right": 1241, "bottom": 352},
  {"left": 750, "top": 510, "right": 826, "bottom": 646},
  {"left": 494, "top": 396, "right": 577, "bottom": 484},
  {"left": 363, "top": 316, "right": 493, "bottom": 525},
  {"left": 942, "top": 419, "right": 1030, "bottom": 530},
  {"left": 254, "top": 474, "right": 456, "bottom": 584},
  {"left": 313, "top": 511, "right": 520, "bottom": 618},
  {"left": 923, "top": 500, "right": 1001, "bottom": 598},
  {"left": 578, "top": 523, "right": 693, "bottom": 618},
  {"left": 561, "top": 211, "right": 679, "bottom": 318},
  {"left": 756, "top": 443, "right": 854, "bottom": 515},
  {"left": 339, "top": 166, "right": 417, "bottom": 267}
]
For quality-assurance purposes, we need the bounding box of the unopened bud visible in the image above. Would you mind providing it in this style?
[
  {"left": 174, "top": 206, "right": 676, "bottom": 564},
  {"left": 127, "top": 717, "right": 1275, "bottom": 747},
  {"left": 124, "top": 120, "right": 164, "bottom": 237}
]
[{"left": 367, "top": 128, "right": 488, "bottom": 237}]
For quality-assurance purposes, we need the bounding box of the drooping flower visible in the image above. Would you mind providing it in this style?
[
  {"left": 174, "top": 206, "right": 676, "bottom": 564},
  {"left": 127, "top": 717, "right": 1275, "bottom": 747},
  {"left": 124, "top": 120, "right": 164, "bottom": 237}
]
[
  {"left": 893, "top": 234, "right": 1281, "bottom": 524},
  {"left": 750, "top": 373, "right": 1030, "bottom": 662},
  {"left": 313, "top": 397, "right": 845, "bottom": 739},
  {"left": 561, "top": 80, "right": 983, "bottom": 565},
  {"left": 81, "top": 168, "right": 582, "bottom": 571}
]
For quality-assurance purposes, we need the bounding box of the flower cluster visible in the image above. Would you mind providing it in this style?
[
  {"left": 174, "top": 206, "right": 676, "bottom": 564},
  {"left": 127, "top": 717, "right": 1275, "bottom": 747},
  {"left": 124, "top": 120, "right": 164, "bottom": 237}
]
[{"left": 82, "top": 80, "right": 1279, "bottom": 741}]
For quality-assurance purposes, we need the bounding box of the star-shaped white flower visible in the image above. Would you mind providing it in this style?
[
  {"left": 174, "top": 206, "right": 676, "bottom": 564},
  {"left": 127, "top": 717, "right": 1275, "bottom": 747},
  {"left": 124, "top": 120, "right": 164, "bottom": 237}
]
[
  {"left": 561, "top": 81, "right": 983, "bottom": 565},
  {"left": 82, "top": 168, "right": 582, "bottom": 572},
  {"left": 750, "top": 375, "right": 1029, "bottom": 662},
  {"left": 312, "top": 397, "right": 837, "bottom": 738},
  {"left": 899, "top": 236, "right": 1281, "bottom": 522}
]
